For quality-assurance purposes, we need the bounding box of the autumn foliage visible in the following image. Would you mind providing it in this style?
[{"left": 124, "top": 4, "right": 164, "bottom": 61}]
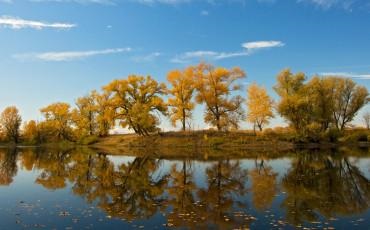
[{"left": 0, "top": 63, "right": 368, "bottom": 143}]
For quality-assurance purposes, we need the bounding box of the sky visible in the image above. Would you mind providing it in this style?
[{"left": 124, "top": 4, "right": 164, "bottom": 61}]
[{"left": 0, "top": 0, "right": 370, "bottom": 131}]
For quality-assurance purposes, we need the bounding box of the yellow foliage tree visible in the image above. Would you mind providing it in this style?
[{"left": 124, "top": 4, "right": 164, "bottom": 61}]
[
  {"left": 194, "top": 63, "right": 246, "bottom": 131},
  {"left": 167, "top": 67, "right": 195, "bottom": 131},
  {"left": 72, "top": 90, "right": 98, "bottom": 137},
  {"left": 95, "top": 92, "right": 115, "bottom": 136},
  {"left": 40, "top": 102, "right": 73, "bottom": 140},
  {"left": 246, "top": 83, "right": 274, "bottom": 131},
  {"left": 22, "top": 120, "right": 39, "bottom": 144},
  {"left": 104, "top": 75, "right": 167, "bottom": 136},
  {"left": 0, "top": 106, "right": 22, "bottom": 143}
]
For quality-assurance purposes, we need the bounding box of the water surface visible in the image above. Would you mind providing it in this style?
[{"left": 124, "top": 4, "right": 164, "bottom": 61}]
[{"left": 0, "top": 147, "right": 369, "bottom": 229}]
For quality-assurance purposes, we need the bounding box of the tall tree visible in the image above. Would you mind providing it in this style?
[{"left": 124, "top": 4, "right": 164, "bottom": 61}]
[
  {"left": 22, "top": 120, "right": 40, "bottom": 144},
  {"left": 274, "top": 69, "right": 313, "bottom": 133},
  {"left": 0, "top": 106, "right": 22, "bottom": 143},
  {"left": 95, "top": 92, "right": 115, "bottom": 136},
  {"left": 331, "top": 77, "right": 368, "bottom": 130},
  {"left": 306, "top": 77, "right": 336, "bottom": 131},
  {"left": 72, "top": 90, "right": 98, "bottom": 136},
  {"left": 40, "top": 102, "right": 73, "bottom": 140},
  {"left": 194, "top": 63, "right": 246, "bottom": 131},
  {"left": 167, "top": 67, "right": 195, "bottom": 131},
  {"left": 246, "top": 83, "right": 274, "bottom": 131},
  {"left": 104, "top": 75, "right": 167, "bottom": 136}
]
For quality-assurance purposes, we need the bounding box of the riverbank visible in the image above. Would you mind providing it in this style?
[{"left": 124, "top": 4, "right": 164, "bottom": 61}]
[{"left": 1, "top": 129, "right": 370, "bottom": 154}]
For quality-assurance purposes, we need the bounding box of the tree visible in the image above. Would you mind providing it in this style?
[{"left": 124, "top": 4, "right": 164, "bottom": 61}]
[
  {"left": 0, "top": 106, "right": 22, "bottom": 143},
  {"left": 40, "top": 102, "right": 73, "bottom": 140},
  {"left": 246, "top": 83, "right": 274, "bottom": 131},
  {"left": 363, "top": 112, "right": 370, "bottom": 130},
  {"left": 95, "top": 92, "right": 115, "bottom": 136},
  {"left": 194, "top": 63, "right": 246, "bottom": 131},
  {"left": 104, "top": 75, "right": 167, "bottom": 136},
  {"left": 306, "top": 77, "right": 336, "bottom": 131},
  {"left": 167, "top": 67, "right": 195, "bottom": 131},
  {"left": 331, "top": 77, "right": 368, "bottom": 130},
  {"left": 72, "top": 91, "right": 98, "bottom": 137},
  {"left": 274, "top": 69, "right": 312, "bottom": 133},
  {"left": 22, "top": 120, "right": 40, "bottom": 144}
]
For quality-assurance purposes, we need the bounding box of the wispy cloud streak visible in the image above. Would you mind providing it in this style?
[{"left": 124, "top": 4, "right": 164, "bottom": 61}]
[
  {"left": 171, "top": 40, "right": 284, "bottom": 63},
  {"left": 0, "top": 15, "right": 76, "bottom": 29},
  {"left": 320, "top": 72, "right": 370, "bottom": 79},
  {"left": 14, "top": 48, "right": 131, "bottom": 61}
]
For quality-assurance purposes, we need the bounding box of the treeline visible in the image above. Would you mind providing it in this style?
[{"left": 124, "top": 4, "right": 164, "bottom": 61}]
[{"left": 0, "top": 62, "right": 368, "bottom": 144}]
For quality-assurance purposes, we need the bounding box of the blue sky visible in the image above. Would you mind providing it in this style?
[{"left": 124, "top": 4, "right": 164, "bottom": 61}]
[{"left": 0, "top": 0, "right": 369, "bottom": 130}]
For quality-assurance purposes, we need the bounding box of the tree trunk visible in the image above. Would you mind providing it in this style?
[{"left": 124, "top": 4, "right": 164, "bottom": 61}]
[{"left": 182, "top": 108, "right": 186, "bottom": 131}]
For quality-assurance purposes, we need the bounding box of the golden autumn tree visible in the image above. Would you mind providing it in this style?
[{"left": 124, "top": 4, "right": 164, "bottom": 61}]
[
  {"left": 0, "top": 106, "right": 22, "bottom": 143},
  {"left": 194, "top": 63, "right": 246, "bottom": 131},
  {"left": 246, "top": 83, "right": 274, "bottom": 131},
  {"left": 40, "top": 102, "right": 73, "bottom": 141},
  {"left": 104, "top": 75, "right": 167, "bottom": 136},
  {"left": 167, "top": 67, "right": 195, "bottom": 131},
  {"left": 22, "top": 120, "right": 40, "bottom": 144},
  {"left": 72, "top": 90, "right": 98, "bottom": 137},
  {"left": 95, "top": 92, "right": 115, "bottom": 136},
  {"left": 330, "top": 77, "right": 368, "bottom": 130}
]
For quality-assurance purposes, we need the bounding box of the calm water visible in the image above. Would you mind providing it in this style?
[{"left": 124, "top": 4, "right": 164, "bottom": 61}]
[{"left": 0, "top": 147, "right": 369, "bottom": 230}]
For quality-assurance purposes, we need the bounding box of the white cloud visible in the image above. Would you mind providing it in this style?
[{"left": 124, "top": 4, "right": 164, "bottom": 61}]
[
  {"left": 171, "top": 40, "right": 284, "bottom": 63},
  {"left": 200, "top": 10, "right": 209, "bottom": 16},
  {"left": 29, "top": 0, "right": 115, "bottom": 4},
  {"left": 297, "top": 0, "right": 357, "bottom": 10},
  {"left": 242, "top": 40, "right": 284, "bottom": 50},
  {"left": 0, "top": 15, "right": 76, "bottom": 29},
  {"left": 131, "top": 0, "right": 191, "bottom": 5},
  {"left": 320, "top": 72, "right": 370, "bottom": 79},
  {"left": 14, "top": 48, "right": 131, "bottom": 61},
  {"left": 132, "top": 52, "right": 161, "bottom": 62}
]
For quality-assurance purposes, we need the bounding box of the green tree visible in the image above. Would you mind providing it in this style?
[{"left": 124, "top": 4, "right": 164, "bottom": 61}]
[{"left": 274, "top": 69, "right": 312, "bottom": 133}]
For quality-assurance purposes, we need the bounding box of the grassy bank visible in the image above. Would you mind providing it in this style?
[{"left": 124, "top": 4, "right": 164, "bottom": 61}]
[{"left": 92, "top": 130, "right": 293, "bottom": 149}]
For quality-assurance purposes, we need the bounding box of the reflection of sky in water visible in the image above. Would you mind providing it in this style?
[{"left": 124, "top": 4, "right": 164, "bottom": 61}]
[{"left": 0, "top": 149, "right": 369, "bottom": 229}]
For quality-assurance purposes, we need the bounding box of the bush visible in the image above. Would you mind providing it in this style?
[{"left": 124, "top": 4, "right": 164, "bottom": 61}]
[
  {"left": 323, "top": 128, "right": 342, "bottom": 142},
  {"left": 341, "top": 130, "right": 369, "bottom": 143}
]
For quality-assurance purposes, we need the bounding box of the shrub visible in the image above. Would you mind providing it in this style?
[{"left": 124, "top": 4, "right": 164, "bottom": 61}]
[
  {"left": 323, "top": 128, "right": 342, "bottom": 142},
  {"left": 341, "top": 130, "right": 369, "bottom": 143}
]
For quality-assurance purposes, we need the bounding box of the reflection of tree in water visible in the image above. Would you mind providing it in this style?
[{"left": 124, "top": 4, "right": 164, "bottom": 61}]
[
  {"left": 98, "top": 156, "right": 169, "bottom": 221},
  {"left": 166, "top": 159, "right": 198, "bottom": 228},
  {"left": 281, "top": 151, "right": 370, "bottom": 226},
  {"left": 0, "top": 148, "right": 18, "bottom": 186},
  {"left": 68, "top": 150, "right": 116, "bottom": 205},
  {"left": 34, "top": 148, "right": 74, "bottom": 190},
  {"left": 249, "top": 157, "right": 278, "bottom": 211},
  {"left": 196, "top": 159, "right": 250, "bottom": 229},
  {"left": 8, "top": 147, "right": 370, "bottom": 228}
]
